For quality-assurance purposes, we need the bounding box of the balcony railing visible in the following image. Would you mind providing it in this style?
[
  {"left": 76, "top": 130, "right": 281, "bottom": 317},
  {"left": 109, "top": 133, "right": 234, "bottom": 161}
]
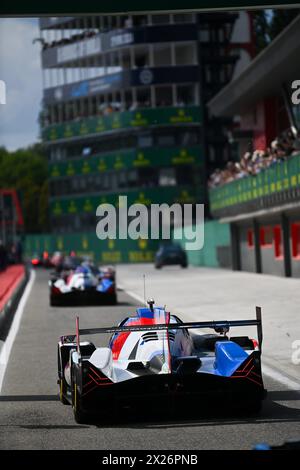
[
  {"left": 42, "top": 106, "right": 202, "bottom": 142},
  {"left": 209, "top": 153, "right": 300, "bottom": 218},
  {"left": 50, "top": 185, "right": 203, "bottom": 217},
  {"left": 48, "top": 145, "right": 203, "bottom": 178}
]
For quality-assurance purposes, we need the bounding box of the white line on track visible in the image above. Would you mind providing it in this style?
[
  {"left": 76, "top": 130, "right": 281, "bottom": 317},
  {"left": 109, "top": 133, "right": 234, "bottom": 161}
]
[
  {"left": 262, "top": 364, "right": 300, "bottom": 392},
  {"left": 0, "top": 269, "right": 35, "bottom": 393},
  {"left": 118, "top": 285, "right": 146, "bottom": 306},
  {"left": 119, "top": 283, "right": 300, "bottom": 392}
]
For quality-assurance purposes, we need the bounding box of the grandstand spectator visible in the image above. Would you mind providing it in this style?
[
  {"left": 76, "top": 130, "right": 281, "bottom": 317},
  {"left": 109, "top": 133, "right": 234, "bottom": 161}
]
[{"left": 209, "top": 128, "right": 300, "bottom": 188}]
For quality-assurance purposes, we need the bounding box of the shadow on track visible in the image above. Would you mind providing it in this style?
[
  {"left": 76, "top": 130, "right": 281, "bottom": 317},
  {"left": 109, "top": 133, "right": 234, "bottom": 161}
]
[
  {"left": 87, "top": 391, "right": 300, "bottom": 429},
  {"left": 0, "top": 395, "right": 59, "bottom": 402}
]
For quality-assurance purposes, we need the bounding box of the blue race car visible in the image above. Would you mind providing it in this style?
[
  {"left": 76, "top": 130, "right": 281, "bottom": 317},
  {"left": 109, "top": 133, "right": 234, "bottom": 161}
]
[{"left": 57, "top": 300, "right": 266, "bottom": 423}]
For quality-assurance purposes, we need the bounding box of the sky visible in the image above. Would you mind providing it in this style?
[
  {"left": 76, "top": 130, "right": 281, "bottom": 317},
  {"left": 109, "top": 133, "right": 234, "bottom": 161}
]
[{"left": 0, "top": 18, "right": 42, "bottom": 151}]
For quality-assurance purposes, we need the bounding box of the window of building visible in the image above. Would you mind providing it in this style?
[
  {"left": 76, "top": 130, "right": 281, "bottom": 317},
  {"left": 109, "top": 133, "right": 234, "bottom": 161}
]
[
  {"left": 94, "top": 175, "right": 103, "bottom": 190},
  {"left": 199, "top": 29, "right": 210, "bottom": 42},
  {"left": 155, "top": 86, "right": 173, "bottom": 107},
  {"left": 117, "top": 171, "right": 127, "bottom": 189},
  {"left": 205, "top": 66, "right": 212, "bottom": 84},
  {"left": 175, "top": 43, "right": 196, "bottom": 65},
  {"left": 71, "top": 177, "right": 80, "bottom": 193},
  {"left": 79, "top": 177, "right": 87, "bottom": 192},
  {"left": 121, "top": 15, "right": 133, "bottom": 28},
  {"left": 102, "top": 174, "right": 111, "bottom": 190},
  {"left": 156, "top": 132, "right": 176, "bottom": 147},
  {"left": 139, "top": 167, "right": 158, "bottom": 187},
  {"left": 128, "top": 169, "right": 138, "bottom": 187},
  {"left": 137, "top": 132, "right": 153, "bottom": 148},
  {"left": 176, "top": 165, "right": 193, "bottom": 185},
  {"left": 179, "top": 130, "right": 199, "bottom": 146},
  {"left": 134, "top": 45, "right": 150, "bottom": 68},
  {"left": 151, "top": 14, "right": 170, "bottom": 25},
  {"left": 124, "top": 89, "right": 133, "bottom": 110},
  {"left": 291, "top": 222, "right": 300, "bottom": 259},
  {"left": 153, "top": 44, "right": 172, "bottom": 67},
  {"left": 136, "top": 87, "right": 151, "bottom": 108},
  {"left": 173, "top": 13, "right": 194, "bottom": 23},
  {"left": 159, "top": 168, "right": 176, "bottom": 186},
  {"left": 120, "top": 49, "right": 131, "bottom": 69},
  {"left": 133, "top": 15, "right": 148, "bottom": 27},
  {"left": 90, "top": 96, "right": 98, "bottom": 116},
  {"left": 176, "top": 84, "right": 196, "bottom": 106}
]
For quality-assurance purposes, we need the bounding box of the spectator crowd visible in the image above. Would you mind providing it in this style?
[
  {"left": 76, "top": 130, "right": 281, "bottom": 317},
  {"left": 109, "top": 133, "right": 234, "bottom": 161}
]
[
  {"left": 209, "top": 129, "right": 300, "bottom": 188},
  {"left": 42, "top": 30, "right": 97, "bottom": 50}
]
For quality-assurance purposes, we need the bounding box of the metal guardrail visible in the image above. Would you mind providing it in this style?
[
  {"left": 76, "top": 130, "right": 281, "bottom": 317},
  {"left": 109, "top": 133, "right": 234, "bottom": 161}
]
[{"left": 0, "top": 266, "right": 29, "bottom": 341}]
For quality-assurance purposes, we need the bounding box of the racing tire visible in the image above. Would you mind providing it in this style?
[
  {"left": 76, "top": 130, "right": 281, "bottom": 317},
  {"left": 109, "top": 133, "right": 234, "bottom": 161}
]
[
  {"left": 181, "top": 263, "right": 188, "bottom": 268},
  {"left": 59, "top": 378, "right": 69, "bottom": 405},
  {"left": 50, "top": 296, "right": 60, "bottom": 307},
  {"left": 155, "top": 263, "right": 162, "bottom": 269},
  {"left": 71, "top": 374, "right": 88, "bottom": 424},
  {"left": 107, "top": 293, "right": 117, "bottom": 305},
  {"left": 57, "top": 349, "right": 69, "bottom": 405}
]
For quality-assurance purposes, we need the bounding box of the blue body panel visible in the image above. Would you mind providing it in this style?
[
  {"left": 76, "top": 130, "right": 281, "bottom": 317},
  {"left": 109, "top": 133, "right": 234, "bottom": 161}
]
[
  {"left": 96, "top": 278, "right": 114, "bottom": 292},
  {"left": 214, "top": 341, "right": 248, "bottom": 377}
]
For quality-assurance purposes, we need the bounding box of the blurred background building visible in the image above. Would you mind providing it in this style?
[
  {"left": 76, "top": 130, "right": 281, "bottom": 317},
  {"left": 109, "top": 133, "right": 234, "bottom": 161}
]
[
  {"left": 39, "top": 12, "right": 252, "bottom": 235},
  {"left": 208, "top": 13, "right": 300, "bottom": 277}
]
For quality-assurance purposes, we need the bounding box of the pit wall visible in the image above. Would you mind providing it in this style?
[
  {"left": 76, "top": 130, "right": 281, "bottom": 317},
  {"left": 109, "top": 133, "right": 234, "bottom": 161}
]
[
  {"left": 24, "top": 233, "right": 160, "bottom": 264},
  {"left": 172, "top": 220, "right": 231, "bottom": 268}
]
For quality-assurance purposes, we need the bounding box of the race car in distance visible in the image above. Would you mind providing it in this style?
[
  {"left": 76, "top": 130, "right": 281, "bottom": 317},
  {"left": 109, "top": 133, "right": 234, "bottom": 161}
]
[
  {"left": 57, "top": 300, "right": 266, "bottom": 423},
  {"left": 154, "top": 243, "right": 188, "bottom": 269},
  {"left": 49, "top": 261, "right": 117, "bottom": 306},
  {"left": 30, "top": 251, "right": 54, "bottom": 268}
]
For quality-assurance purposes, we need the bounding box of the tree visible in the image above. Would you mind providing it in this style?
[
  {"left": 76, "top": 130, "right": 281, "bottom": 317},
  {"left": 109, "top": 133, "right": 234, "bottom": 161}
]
[
  {"left": 252, "top": 10, "right": 270, "bottom": 54},
  {"left": 268, "top": 9, "right": 300, "bottom": 41},
  {"left": 252, "top": 9, "right": 300, "bottom": 55},
  {"left": 0, "top": 144, "right": 49, "bottom": 233}
]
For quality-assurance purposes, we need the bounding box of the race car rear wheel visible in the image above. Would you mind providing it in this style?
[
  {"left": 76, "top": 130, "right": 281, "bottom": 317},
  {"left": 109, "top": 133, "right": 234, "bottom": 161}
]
[
  {"left": 57, "top": 348, "right": 69, "bottom": 405},
  {"left": 50, "top": 296, "right": 60, "bottom": 307},
  {"left": 59, "top": 379, "right": 69, "bottom": 405},
  {"left": 71, "top": 374, "right": 88, "bottom": 424}
]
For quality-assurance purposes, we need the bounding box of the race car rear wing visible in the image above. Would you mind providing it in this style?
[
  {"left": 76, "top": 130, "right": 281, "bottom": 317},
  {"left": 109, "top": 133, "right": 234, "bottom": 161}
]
[{"left": 66, "top": 306, "right": 263, "bottom": 352}]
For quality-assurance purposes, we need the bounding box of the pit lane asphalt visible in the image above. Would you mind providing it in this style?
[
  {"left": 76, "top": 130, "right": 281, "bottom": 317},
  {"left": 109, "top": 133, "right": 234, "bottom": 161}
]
[{"left": 0, "top": 269, "right": 299, "bottom": 450}]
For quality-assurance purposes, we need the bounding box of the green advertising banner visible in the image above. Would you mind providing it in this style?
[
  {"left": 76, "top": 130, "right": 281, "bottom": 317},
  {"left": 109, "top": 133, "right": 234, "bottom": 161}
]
[
  {"left": 48, "top": 146, "right": 203, "bottom": 178},
  {"left": 25, "top": 232, "right": 160, "bottom": 264},
  {"left": 50, "top": 185, "right": 203, "bottom": 216},
  {"left": 209, "top": 153, "right": 300, "bottom": 213},
  {"left": 43, "top": 106, "right": 202, "bottom": 143}
]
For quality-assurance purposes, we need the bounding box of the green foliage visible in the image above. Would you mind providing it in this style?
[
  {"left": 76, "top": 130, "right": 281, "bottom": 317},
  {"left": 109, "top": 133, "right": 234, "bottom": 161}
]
[
  {"left": 0, "top": 144, "right": 49, "bottom": 233},
  {"left": 268, "top": 9, "right": 300, "bottom": 41},
  {"left": 252, "top": 10, "right": 270, "bottom": 54},
  {"left": 252, "top": 9, "right": 300, "bottom": 55}
]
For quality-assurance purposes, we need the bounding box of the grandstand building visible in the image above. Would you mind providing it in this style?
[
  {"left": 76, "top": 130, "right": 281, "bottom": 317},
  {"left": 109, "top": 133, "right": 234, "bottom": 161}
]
[
  {"left": 38, "top": 13, "right": 252, "bottom": 261},
  {"left": 208, "top": 14, "right": 300, "bottom": 277}
]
